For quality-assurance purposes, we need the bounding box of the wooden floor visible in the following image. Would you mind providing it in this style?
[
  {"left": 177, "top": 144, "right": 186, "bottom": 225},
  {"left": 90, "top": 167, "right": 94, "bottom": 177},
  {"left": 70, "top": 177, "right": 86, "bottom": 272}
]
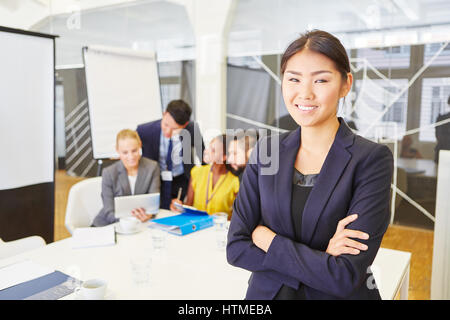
[
  {"left": 54, "top": 170, "right": 434, "bottom": 300},
  {"left": 54, "top": 170, "right": 85, "bottom": 241}
]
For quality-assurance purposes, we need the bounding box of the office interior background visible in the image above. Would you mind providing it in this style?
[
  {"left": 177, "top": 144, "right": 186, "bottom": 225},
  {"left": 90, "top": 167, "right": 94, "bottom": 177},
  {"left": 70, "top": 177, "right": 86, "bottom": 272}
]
[{"left": 1, "top": 0, "right": 450, "bottom": 300}]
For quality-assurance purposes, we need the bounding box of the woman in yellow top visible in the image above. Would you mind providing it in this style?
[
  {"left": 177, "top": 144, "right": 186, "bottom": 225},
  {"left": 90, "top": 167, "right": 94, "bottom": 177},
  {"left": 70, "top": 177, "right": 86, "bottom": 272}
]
[{"left": 170, "top": 134, "right": 239, "bottom": 219}]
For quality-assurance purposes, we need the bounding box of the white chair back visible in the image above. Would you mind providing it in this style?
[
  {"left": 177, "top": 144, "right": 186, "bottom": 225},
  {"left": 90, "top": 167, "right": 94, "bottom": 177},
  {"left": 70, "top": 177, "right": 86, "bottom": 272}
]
[
  {"left": 64, "top": 177, "right": 102, "bottom": 235},
  {"left": 0, "top": 236, "right": 46, "bottom": 260}
]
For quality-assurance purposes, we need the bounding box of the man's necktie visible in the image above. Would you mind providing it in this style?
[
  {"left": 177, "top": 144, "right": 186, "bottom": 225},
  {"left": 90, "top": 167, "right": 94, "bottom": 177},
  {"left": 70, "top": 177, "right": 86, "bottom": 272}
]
[{"left": 161, "top": 138, "right": 173, "bottom": 209}]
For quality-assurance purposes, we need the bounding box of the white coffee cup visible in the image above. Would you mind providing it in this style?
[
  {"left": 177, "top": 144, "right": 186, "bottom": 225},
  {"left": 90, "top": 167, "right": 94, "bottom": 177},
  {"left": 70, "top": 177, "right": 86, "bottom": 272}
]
[
  {"left": 119, "top": 216, "right": 140, "bottom": 232},
  {"left": 75, "top": 278, "right": 107, "bottom": 300}
]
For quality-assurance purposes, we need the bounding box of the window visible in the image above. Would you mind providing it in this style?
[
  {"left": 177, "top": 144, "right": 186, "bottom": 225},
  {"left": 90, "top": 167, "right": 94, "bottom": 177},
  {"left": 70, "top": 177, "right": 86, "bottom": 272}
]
[
  {"left": 158, "top": 61, "right": 182, "bottom": 77},
  {"left": 424, "top": 43, "right": 450, "bottom": 67},
  {"left": 356, "top": 46, "right": 410, "bottom": 69},
  {"left": 353, "top": 78, "right": 408, "bottom": 137},
  {"left": 227, "top": 56, "right": 262, "bottom": 69},
  {"left": 158, "top": 61, "right": 182, "bottom": 109},
  {"left": 382, "top": 85, "right": 406, "bottom": 123},
  {"left": 419, "top": 77, "right": 450, "bottom": 142},
  {"left": 160, "top": 84, "right": 181, "bottom": 110}
]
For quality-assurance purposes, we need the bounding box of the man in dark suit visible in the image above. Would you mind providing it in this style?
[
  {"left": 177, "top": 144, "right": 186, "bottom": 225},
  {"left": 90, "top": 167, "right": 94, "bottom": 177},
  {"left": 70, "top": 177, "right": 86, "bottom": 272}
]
[
  {"left": 435, "top": 95, "right": 450, "bottom": 163},
  {"left": 136, "top": 100, "right": 204, "bottom": 209}
]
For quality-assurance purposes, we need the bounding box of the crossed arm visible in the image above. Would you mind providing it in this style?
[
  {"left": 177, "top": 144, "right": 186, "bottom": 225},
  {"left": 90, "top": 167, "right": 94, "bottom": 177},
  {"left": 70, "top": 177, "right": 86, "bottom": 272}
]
[{"left": 252, "top": 213, "right": 368, "bottom": 255}]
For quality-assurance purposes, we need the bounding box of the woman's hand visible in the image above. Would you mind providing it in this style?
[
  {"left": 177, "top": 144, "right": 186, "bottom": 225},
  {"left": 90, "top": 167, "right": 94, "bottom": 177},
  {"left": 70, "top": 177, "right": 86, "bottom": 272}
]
[
  {"left": 326, "top": 214, "right": 369, "bottom": 256},
  {"left": 131, "top": 207, "right": 152, "bottom": 222},
  {"left": 170, "top": 199, "right": 183, "bottom": 212},
  {"left": 252, "top": 225, "right": 276, "bottom": 253}
]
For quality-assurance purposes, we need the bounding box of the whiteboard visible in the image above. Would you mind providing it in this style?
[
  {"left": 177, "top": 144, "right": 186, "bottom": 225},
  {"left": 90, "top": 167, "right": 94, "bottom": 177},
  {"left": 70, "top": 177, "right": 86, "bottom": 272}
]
[
  {"left": 0, "top": 29, "right": 54, "bottom": 190},
  {"left": 83, "top": 45, "right": 162, "bottom": 159}
]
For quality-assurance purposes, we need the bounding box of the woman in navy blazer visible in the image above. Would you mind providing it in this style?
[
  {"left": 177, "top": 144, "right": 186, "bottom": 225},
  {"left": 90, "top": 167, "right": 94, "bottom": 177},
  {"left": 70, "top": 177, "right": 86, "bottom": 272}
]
[{"left": 226, "top": 30, "right": 394, "bottom": 299}]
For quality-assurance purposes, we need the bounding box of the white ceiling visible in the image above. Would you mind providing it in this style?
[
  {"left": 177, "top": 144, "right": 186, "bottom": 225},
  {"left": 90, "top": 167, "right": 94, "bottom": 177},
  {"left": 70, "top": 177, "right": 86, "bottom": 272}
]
[
  {"left": 228, "top": 0, "right": 450, "bottom": 55},
  {"left": 34, "top": 0, "right": 195, "bottom": 65},
  {"left": 3, "top": 0, "right": 450, "bottom": 66}
]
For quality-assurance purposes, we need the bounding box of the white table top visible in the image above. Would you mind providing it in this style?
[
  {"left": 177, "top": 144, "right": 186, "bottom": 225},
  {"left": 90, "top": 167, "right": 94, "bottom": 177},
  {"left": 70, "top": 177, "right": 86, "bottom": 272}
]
[
  {"left": 0, "top": 210, "right": 411, "bottom": 300},
  {"left": 1, "top": 210, "right": 250, "bottom": 300},
  {"left": 372, "top": 247, "right": 411, "bottom": 300}
]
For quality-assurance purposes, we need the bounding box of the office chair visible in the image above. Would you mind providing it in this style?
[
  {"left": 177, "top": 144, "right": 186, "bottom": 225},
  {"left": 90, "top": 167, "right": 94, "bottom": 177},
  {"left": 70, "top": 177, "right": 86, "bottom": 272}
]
[
  {"left": 0, "top": 236, "right": 46, "bottom": 260},
  {"left": 64, "top": 177, "right": 103, "bottom": 235}
]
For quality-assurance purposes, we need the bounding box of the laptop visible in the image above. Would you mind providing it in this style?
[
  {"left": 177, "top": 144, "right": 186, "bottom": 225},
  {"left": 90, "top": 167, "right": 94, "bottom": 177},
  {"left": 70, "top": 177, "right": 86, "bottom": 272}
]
[{"left": 114, "top": 193, "right": 160, "bottom": 218}]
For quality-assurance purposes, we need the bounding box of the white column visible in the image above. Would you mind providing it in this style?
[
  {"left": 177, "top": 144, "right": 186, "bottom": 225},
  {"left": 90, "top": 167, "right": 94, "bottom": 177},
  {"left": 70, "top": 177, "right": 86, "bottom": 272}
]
[
  {"left": 431, "top": 150, "right": 450, "bottom": 299},
  {"left": 181, "top": 0, "right": 237, "bottom": 145}
]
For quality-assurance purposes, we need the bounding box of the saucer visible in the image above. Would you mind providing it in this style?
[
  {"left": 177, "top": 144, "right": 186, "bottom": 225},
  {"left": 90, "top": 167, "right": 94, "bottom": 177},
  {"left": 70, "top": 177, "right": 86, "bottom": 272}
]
[
  {"left": 72, "top": 289, "right": 115, "bottom": 300},
  {"left": 115, "top": 224, "right": 143, "bottom": 235}
]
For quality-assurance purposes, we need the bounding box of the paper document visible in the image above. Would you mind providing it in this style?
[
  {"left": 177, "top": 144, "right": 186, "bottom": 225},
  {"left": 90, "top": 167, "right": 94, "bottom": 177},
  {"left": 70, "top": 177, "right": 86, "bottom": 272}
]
[
  {"left": 72, "top": 225, "right": 116, "bottom": 249},
  {"left": 0, "top": 260, "right": 54, "bottom": 291}
]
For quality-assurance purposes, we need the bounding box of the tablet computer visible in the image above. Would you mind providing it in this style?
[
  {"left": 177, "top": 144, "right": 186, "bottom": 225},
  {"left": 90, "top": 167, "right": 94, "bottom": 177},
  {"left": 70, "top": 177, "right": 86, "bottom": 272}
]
[{"left": 114, "top": 193, "right": 160, "bottom": 218}]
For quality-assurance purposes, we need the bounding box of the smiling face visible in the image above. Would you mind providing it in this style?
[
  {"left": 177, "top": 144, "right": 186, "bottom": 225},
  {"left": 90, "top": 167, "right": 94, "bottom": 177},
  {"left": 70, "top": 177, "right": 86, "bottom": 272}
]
[
  {"left": 282, "top": 48, "right": 352, "bottom": 129},
  {"left": 117, "top": 137, "right": 141, "bottom": 171}
]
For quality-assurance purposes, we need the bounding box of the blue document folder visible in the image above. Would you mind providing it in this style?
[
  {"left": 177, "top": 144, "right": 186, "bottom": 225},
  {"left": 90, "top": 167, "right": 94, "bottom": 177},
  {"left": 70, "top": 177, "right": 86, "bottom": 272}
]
[
  {"left": 0, "top": 271, "right": 81, "bottom": 300},
  {"left": 151, "top": 207, "right": 213, "bottom": 236}
]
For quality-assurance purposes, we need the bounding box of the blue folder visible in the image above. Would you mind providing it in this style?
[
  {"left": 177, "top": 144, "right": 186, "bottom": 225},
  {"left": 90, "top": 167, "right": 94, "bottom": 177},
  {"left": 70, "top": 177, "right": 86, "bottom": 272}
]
[
  {"left": 0, "top": 271, "right": 81, "bottom": 300},
  {"left": 151, "top": 207, "right": 213, "bottom": 236}
]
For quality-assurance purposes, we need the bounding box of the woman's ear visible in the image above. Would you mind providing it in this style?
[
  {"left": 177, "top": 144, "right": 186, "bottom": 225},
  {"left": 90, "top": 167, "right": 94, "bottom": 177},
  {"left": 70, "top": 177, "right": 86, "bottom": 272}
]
[{"left": 340, "top": 72, "right": 353, "bottom": 98}]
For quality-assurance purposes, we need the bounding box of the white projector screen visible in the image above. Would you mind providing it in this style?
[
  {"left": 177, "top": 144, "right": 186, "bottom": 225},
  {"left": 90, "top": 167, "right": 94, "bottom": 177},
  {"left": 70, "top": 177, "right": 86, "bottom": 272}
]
[
  {"left": 0, "top": 28, "right": 54, "bottom": 190},
  {"left": 83, "top": 45, "right": 163, "bottom": 159}
]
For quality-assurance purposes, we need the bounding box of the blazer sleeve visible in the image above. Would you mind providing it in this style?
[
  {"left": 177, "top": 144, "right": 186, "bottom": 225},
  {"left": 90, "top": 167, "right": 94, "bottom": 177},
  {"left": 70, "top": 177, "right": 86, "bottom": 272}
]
[
  {"left": 261, "top": 144, "right": 393, "bottom": 298},
  {"left": 148, "top": 162, "right": 160, "bottom": 194},
  {"left": 92, "top": 168, "right": 119, "bottom": 227},
  {"left": 227, "top": 147, "right": 300, "bottom": 289}
]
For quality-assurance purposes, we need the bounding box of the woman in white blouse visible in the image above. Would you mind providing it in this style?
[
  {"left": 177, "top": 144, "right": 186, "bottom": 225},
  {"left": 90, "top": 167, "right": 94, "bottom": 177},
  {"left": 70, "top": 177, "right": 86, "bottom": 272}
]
[{"left": 92, "top": 129, "right": 160, "bottom": 227}]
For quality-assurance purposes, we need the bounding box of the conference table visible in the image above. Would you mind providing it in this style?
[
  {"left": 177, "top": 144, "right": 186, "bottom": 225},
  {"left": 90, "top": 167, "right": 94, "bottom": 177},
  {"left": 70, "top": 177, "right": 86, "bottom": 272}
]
[{"left": 0, "top": 210, "right": 411, "bottom": 300}]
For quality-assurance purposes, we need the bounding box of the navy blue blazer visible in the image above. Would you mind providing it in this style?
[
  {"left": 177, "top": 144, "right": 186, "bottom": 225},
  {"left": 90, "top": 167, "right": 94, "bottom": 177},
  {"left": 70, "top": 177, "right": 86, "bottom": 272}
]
[
  {"left": 226, "top": 118, "right": 394, "bottom": 299},
  {"left": 136, "top": 119, "right": 205, "bottom": 181}
]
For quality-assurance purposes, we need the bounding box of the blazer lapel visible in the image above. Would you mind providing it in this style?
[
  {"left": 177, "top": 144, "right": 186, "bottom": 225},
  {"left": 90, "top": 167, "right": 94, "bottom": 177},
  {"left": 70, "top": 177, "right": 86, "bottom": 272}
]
[
  {"left": 117, "top": 162, "right": 132, "bottom": 196},
  {"left": 301, "top": 119, "right": 354, "bottom": 245},
  {"left": 274, "top": 129, "right": 300, "bottom": 237}
]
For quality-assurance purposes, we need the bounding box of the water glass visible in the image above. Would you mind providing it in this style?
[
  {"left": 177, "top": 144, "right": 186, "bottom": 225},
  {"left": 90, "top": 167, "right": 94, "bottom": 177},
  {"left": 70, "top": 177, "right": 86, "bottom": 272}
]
[
  {"left": 151, "top": 228, "right": 167, "bottom": 252},
  {"left": 212, "top": 212, "right": 228, "bottom": 230},
  {"left": 212, "top": 212, "right": 228, "bottom": 250},
  {"left": 215, "top": 228, "right": 228, "bottom": 251},
  {"left": 130, "top": 256, "right": 152, "bottom": 287}
]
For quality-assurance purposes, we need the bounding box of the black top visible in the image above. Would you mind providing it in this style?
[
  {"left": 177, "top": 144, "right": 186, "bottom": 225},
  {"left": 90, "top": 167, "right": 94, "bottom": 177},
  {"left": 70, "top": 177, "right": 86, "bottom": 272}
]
[{"left": 274, "top": 169, "right": 319, "bottom": 300}]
